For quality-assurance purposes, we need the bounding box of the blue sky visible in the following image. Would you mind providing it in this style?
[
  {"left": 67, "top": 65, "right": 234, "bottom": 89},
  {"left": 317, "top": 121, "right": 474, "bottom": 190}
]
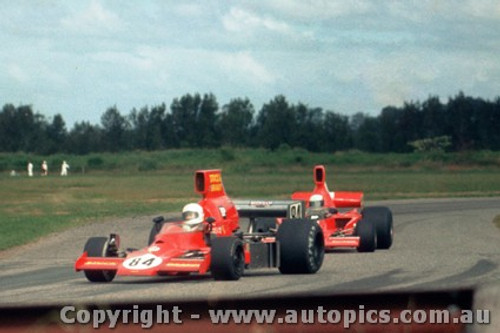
[{"left": 1, "top": 0, "right": 499, "bottom": 127}]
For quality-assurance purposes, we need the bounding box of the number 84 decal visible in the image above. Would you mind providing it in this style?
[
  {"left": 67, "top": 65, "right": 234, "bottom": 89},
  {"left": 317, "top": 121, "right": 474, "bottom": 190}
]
[{"left": 123, "top": 254, "right": 162, "bottom": 270}]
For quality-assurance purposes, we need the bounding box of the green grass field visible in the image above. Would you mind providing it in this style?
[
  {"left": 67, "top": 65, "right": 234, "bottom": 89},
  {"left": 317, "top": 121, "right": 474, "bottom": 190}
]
[{"left": 1, "top": 149, "right": 500, "bottom": 251}]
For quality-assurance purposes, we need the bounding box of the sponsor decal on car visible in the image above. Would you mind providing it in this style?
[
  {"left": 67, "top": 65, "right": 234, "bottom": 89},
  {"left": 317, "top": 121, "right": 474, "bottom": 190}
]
[{"left": 85, "top": 261, "right": 118, "bottom": 266}]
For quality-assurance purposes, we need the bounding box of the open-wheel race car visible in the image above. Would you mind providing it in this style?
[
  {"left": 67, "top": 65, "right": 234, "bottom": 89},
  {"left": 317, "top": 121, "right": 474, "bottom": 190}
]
[
  {"left": 290, "top": 165, "right": 393, "bottom": 252},
  {"left": 75, "top": 169, "right": 324, "bottom": 282}
]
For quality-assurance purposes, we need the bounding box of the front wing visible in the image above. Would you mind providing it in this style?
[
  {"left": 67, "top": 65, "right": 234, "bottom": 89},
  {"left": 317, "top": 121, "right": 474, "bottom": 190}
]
[
  {"left": 324, "top": 236, "right": 360, "bottom": 249},
  {"left": 75, "top": 251, "right": 211, "bottom": 276}
]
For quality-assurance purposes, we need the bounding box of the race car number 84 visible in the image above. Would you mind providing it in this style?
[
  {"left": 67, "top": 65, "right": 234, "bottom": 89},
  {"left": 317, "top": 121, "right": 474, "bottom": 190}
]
[{"left": 123, "top": 254, "right": 162, "bottom": 270}]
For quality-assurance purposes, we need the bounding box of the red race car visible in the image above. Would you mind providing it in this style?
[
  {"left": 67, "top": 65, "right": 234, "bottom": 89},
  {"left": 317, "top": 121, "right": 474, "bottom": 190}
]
[
  {"left": 291, "top": 165, "right": 393, "bottom": 252},
  {"left": 75, "top": 169, "right": 324, "bottom": 282}
]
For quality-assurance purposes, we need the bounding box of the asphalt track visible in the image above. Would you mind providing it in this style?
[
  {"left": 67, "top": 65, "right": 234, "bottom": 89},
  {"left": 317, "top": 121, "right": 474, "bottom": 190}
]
[{"left": 1, "top": 197, "right": 500, "bottom": 306}]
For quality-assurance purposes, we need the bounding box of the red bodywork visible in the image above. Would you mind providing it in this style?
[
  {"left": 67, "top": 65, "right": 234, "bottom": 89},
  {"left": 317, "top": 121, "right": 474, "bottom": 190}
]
[
  {"left": 291, "top": 165, "right": 364, "bottom": 250},
  {"left": 75, "top": 169, "right": 249, "bottom": 277}
]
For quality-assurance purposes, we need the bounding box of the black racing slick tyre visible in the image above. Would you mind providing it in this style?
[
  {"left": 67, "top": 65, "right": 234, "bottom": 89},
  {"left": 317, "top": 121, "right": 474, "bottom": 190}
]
[
  {"left": 362, "top": 206, "right": 393, "bottom": 250},
  {"left": 83, "top": 237, "right": 117, "bottom": 282},
  {"left": 355, "top": 219, "right": 377, "bottom": 252},
  {"left": 211, "top": 237, "right": 245, "bottom": 281},
  {"left": 277, "top": 219, "right": 324, "bottom": 274}
]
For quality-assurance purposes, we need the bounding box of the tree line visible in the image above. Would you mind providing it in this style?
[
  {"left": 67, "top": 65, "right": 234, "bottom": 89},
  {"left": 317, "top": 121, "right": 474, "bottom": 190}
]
[{"left": 1, "top": 91, "right": 499, "bottom": 155}]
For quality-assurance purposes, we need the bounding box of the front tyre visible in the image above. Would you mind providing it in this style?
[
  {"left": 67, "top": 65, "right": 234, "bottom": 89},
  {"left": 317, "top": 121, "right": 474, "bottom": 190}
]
[
  {"left": 362, "top": 207, "right": 393, "bottom": 249},
  {"left": 211, "top": 237, "right": 245, "bottom": 281},
  {"left": 83, "top": 237, "right": 117, "bottom": 282},
  {"left": 355, "top": 219, "right": 377, "bottom": 252},
  {"left": 277, "top": 219, "right": 324, "bottom": 274}
]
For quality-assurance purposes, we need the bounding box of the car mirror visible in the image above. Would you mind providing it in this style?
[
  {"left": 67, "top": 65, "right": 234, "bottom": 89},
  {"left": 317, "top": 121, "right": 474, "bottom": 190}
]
[{"left": 153, "top": 216, "right": 165, "bottom": 224}]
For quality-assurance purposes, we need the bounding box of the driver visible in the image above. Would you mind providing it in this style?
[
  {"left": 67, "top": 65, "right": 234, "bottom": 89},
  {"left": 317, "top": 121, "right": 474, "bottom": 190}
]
[
  {"left": 309, "top": 194, "right": 324, "bottom": 209},
  {"left": 181, "top": 203, "right": 204, "bottom": 231},
  {"left": 306, "top": 194, "right": 327, "bottom": 219}
]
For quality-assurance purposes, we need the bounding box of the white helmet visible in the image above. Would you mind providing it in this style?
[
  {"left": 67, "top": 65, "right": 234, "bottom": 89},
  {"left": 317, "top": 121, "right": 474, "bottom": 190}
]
[
  {"left": 182, "top": 203, "right": 204, "bottom": 227},
  {"left": 309, "top": 194, "right": 324, "bottom": 208}
]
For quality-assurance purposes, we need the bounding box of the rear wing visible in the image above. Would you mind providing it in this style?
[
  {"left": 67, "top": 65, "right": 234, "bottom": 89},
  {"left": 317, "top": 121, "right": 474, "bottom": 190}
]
[
  {"left": 233, "top": 200, "right": 305, "bottom": 219},
  {"left": 292, "top": 165, "right": 364, "bottom": 208},
  {"left": 292, "top": 191, "right": 363, "bottom": 208}
]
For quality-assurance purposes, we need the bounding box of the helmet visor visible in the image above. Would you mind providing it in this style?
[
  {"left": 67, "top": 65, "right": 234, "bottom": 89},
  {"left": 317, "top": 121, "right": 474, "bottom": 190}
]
[{"left": 183, "top": 211, "right": 199, "bottom": 221}]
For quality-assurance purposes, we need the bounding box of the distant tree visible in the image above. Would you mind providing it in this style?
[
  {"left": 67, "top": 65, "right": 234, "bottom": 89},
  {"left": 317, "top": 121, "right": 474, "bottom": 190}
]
[
  {"left": 170, "top": 94, "right": 201, "bottom": 147},
  {"left": 323, "top": 111, "right": 352, "bottom": 152},
  {"left": 294, "top": 104, "right": 325, "bottom": 152},
  {"left": 446, "top": 92, "right": 479, "bottom": 150},
  {"left": 28, "top": 114, "right": 51, "bottom": 154},
  {"left": 129, "top": 106, "right": 149, "bottom": 150},
  {"left": 101, "top": 106, "right": 130, "bottom": 152},
  {"left": 349, "top": 112, "right": 366, "bottom": 132},
  {"left": 162, "top": 113, "right": 179, "bottom": 148},
  {"left": 3, "top": 91, "right": 500, "bottom": 154},
  {"left": 256, "top": 95, "right": 296, "bottom": 150},
  {"left": 352, "top": 113, "right": 381, "bottom": 152},
  {"left": 169, "top": 93, "right": 219, "bottom": 148},
  {"left": 44, "top": 114, "right": 67, "bottom": 154},
  {"left": 67, "top": 121, "right": 102, "bottom": 154},
  {"left": 197, "top": 93, "right": 219, "bottom": 147},
  {"left": 493, "top": 97, "right": 500, "bottom": 149},
  {"left": 421, "top": 96, "right": 446, "bottom": 139},
  {"left": 398, "top": 101, "right": 422, "bottom": 152},
  {"left": 148, "top": 104, "right": 167, "bottom": 150},
  {"left": 129, "top": 104, "right": 166, "bottom": 150},
  {"left": 218, "top": 98, "right": 255, "bottom": 147},
  {"left": 0, "top": 104, "right": 55, "bottom": 153},
  {"left": 377, "top": 102, "right": 422, "bottom": 153},
  {"left": 477, "top": 97, "right": 500, "bottom": 150},
  {"left": 379, "top": 106, "right": 401, "bottom": 153},
  {"left": 48, "top": 114, "right": 66, "bottom": 142},
  {"left": 0, "top": 104, "right": 20, "bottom": 151}
]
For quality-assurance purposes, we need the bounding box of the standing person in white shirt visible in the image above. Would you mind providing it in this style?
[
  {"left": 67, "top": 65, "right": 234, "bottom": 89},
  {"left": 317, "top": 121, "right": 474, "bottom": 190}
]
[
  {"left": 41, "top": 160, "right": 48, "bottom": 176},
  {"left": 61, "top": 161, "right": 70, "bottom": 176},
  {"left": 27, "top": 161, "right": 33, "bottom": 177}
]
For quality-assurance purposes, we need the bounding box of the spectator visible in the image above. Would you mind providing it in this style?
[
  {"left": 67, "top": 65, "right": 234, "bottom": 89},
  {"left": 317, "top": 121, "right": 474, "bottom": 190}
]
[
  {"left": 41, "top": 160, "right": 48, "bottom": 176},
  {"left": 61, "top": 160, "right": 70, "bottom": 176},
  {"left": 27, "top": 161, "right": 33, "bottom": 177}
]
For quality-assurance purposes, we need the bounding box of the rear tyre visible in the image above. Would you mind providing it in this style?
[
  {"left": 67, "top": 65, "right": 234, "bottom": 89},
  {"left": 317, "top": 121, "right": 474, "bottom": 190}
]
[
  {"left": 355, "top": 219, "right": 377, "bottom": 252},
  {"left": 278, "top": 219, "right": 324, "bottom": 274},
  {"left": 83, "top": 237, "right": 117, "bottom": 282},
  {"left": 211, "top": 237, "right": 244, "bottom": 280},
  {"left": 362, "top": 207, "right": 393, "bottom": 249}
]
